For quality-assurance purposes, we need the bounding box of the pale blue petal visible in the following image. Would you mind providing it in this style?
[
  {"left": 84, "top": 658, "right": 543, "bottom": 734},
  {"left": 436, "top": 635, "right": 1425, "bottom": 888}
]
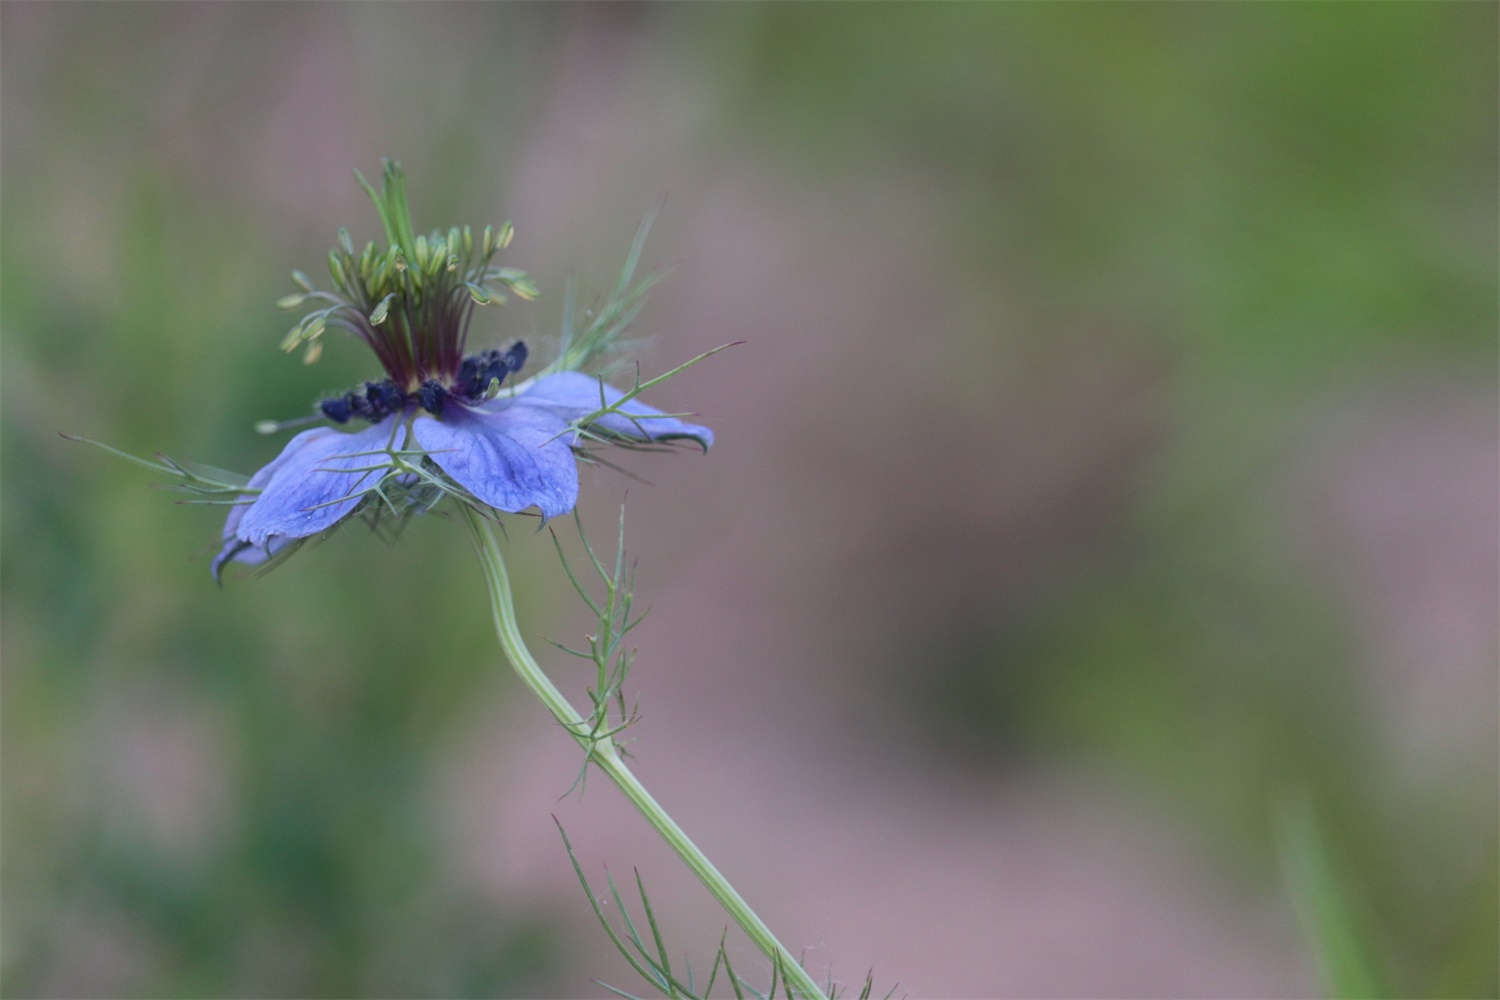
[
  {"left": 501, "top": 372, "right": 714, "bottom": 450},
  {"left": 213, "top": 452, "right": 294, "bottom": 581},
  {"left": 211, "top": 533, "right": 292, "bottom": 583},
  {"left": 229, "top": 418, "right": 402, "bottom": 549},
  {"left": 214, "top": 427, "right": 325, "bottom": 581},
  {"left": 412, "top": 404, "right": 579, "bottom": 519}
]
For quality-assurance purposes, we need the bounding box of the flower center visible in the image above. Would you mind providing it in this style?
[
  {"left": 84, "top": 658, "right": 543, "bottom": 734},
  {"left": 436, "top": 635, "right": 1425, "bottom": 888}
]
[
  {"left": 278, "top": 160, "right": 540, "bottom": 397},
  {"left": 319, "top": 341, "right": 528, "bottom": 423}
]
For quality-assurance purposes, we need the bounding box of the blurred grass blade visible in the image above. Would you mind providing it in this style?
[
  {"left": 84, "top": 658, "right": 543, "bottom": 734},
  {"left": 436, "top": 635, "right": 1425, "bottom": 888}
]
[
  {"left": 1275, "top": 796, "right": 1384, "bottom": 999},
  {"left": 1427, "top": 872, "right": 1500, "bottom": 997}
]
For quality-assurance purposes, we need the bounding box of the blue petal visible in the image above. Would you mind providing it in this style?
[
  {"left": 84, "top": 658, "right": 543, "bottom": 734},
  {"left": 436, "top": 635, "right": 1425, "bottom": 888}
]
[
  {"left": 502, "top": 372, "right": 715, "bottom": 450},
  {"left": 412, "top": 403, "right": 579, "bottom": 519},
  {"left": 213, "top": 451, "right": 295, "bottom": 581},
  {"left": 211, "top": 533, "right": 293, "bottom": 583},
  {"left": 217, "top": 419, "right": 403, "bottom": 577}
]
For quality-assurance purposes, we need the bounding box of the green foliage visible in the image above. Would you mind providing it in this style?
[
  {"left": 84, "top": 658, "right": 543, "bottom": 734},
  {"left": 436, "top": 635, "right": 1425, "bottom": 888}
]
[
  {"left": 548, "top": 509, "right": 648, "bottom": 774},
  {"left": 556, "top": 821, "right": 886, "bottom": 1000}
]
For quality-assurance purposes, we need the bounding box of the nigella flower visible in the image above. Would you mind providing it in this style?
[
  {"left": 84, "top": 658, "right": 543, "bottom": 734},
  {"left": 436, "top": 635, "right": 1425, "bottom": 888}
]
[{"left": 211, "top": 161, "right": 712, "bottom": 581}]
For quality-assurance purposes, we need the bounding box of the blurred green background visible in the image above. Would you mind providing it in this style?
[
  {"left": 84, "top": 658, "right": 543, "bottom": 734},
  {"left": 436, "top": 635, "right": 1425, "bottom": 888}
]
[{"left": 3, "top": 3, "right": 1495, "bottom": 997}]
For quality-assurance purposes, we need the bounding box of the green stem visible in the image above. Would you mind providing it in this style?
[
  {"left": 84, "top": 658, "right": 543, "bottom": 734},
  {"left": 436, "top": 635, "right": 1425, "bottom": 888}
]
[{"left": 463, "top": 507, "right": 827, "bottom": 1000}]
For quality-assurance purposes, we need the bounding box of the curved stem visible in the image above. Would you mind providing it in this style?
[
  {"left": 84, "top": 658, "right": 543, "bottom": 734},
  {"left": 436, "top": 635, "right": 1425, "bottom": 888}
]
[{"left": 463, "top": 507, "right": 826, "bottom": 1000}]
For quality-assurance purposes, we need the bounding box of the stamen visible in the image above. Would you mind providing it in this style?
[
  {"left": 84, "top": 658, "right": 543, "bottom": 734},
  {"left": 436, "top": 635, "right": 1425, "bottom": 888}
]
[
  {"left": 418, "top": 379, "right": 449, "bottom": 416},
  {"left": 316, "top": 341, "right": 527, "bottom": 424},
  {"left": 280, "top": 163, "right": 536, "bottom": 392},
  {"left": 318, "top": 378, "right": 409, "bottom": 425},
  {"left": 256, "top": 414, "right": 323, "bottom": 435},
  {"left": 365, "top": 380, "right": 405, "bottom": 418},
  {"left": 454, "top": 341, "right": 528, "bottom": 400},
  {"left": 320, "top": 396, "right": 354, "bottom": 424}
]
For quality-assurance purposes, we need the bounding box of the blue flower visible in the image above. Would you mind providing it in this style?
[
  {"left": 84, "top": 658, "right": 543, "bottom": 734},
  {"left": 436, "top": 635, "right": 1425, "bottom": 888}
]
[
  {"left": 212, "top": 161, "right": 712, "bottom": 581},
  {"left": 214, "top": 366, "right": 711, "bottom": 580}
]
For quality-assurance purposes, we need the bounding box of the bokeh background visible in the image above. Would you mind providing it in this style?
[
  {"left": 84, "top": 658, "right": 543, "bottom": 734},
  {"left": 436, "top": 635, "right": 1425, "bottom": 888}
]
[{"left": 3, "top": 3, "right": 1495, "bottom": 997}]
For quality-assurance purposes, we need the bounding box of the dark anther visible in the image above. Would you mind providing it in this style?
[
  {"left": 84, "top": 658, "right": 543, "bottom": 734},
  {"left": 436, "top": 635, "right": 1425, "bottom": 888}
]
[
  {"left": 320, "top": 378, "right": 412, "bottom": 425},
  {"left": 365, "top": 379, "right": 405, "bottom": 418},
  {"left": 482, "top": 357, "right": 509, "bottom": 387},
  {"left": 456, "top": 355, "right": 484, "bottom": 397},
  {"left": 348, "top": 391, "right": 374, "bottom": 419},
  {"left": 502, "top": 340, "right": 528, "bottom": 375},
  {"left": 418, "top": 379, "right": 449, "bottom": 415},
  {"left": 320, "top": 395, "right": 354, "bottom": 424},
  {"left": 455, "top": 341, "right": 528, "bottom": 401}
]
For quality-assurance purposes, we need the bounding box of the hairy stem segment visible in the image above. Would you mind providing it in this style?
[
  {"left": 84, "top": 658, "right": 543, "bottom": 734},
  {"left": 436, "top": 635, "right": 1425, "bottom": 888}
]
[{"left": 463, "top": 507, "right": 827, "bottom": 1000}]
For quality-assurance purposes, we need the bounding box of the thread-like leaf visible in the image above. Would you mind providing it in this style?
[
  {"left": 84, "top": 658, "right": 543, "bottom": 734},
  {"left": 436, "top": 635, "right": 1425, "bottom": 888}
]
[
  {"left": 553, "top": 818, "right": 665, "bottom": 990},
  {"left": 634, "top": 867, "right": 678, "bottom": 994}
]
